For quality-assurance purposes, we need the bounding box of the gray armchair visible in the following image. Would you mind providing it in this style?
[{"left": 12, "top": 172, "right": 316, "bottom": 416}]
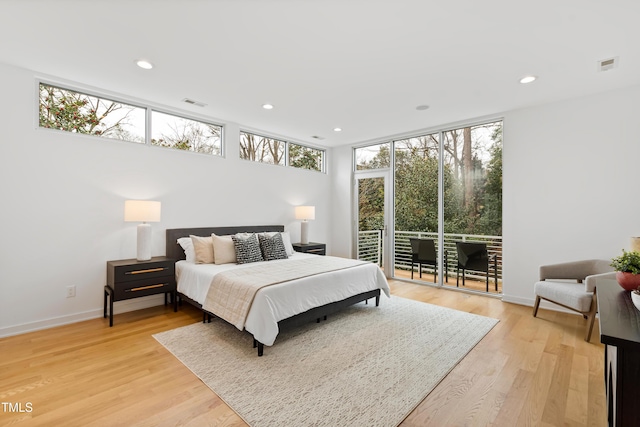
[{"left": 533, "top": 259, "right": 614, "bottom": 342}]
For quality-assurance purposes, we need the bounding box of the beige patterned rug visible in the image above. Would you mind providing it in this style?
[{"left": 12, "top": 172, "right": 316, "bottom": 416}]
[{"left": 153, "top": 296, "right": 498, "bottom": 427}]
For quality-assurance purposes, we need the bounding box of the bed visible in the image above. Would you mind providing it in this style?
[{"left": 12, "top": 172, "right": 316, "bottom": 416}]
[{"left": 166, "top": 225, "right": 390, "bottom": 356}]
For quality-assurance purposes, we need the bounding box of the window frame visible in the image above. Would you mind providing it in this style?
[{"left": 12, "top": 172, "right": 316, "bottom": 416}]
[
  {"left": 239, "top": 130, "right": 287, "bottom": 166},
  {"left": 150, "top": 109, "right": 224, "bottom": 156},
  {"left": 288, "top": 141, "right": 325, "bottom": 173},
  {"left": 36, "top": 80, "right": 225, "bottom": 157},
  {"left": 240, "top": 129, "right": 326, "bottom": 173}
]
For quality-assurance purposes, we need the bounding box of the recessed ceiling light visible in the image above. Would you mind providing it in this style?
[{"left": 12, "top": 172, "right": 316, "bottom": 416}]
[
  {"left": 262, "top": 104, "right": 274, "bottom": 110},
  {"left": 333, "top": 127, "right": 342, "bottom": 132},
  {"left": 415, "top": 105, "right": 430, "bottom": 111},
  {"left": 519, "top": 75, "right": 537, "bottom": 84},
  {"left": 136, "top": 59, "right": 154, "bottom": 70}
]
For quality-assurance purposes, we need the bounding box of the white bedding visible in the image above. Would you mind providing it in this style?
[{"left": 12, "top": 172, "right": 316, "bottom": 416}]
[{"left": 176, "top": 252, "right": 390, "bottom": 346}]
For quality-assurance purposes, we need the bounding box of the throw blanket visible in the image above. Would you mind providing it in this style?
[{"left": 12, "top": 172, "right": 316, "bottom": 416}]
[{"left": 203, "top": 256, "right": 368, "bottom": 331}]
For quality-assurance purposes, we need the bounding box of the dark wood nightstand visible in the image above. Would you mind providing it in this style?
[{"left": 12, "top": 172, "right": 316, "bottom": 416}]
[
  {"left": 104, "top": 256, "right": 176, "bottom": 326},
  {"left": 292, "top": 242, "right": 326, "bottom": 256}
]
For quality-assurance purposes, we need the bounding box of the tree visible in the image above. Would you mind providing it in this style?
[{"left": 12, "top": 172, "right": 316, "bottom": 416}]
[
  {"left": 358, "top": 121, "right": 502, "bottom": 238},
  {"left": 39, "top": 84, "right": 137, "bottom": 140},
  {"left": 151, "top": 120, "right": 221, "bottom": 155},
  {"left": 475, "top": 126, "right": 502, "bottom": 235},
  {"left": 240, "top": 132, "right": 285, "bottom": 164},
  {"left": 358, "top": 177, "right": 385, "bottom": 231},
  {"left": 289, "top": 143, "right": 322, "bottom": 171}
]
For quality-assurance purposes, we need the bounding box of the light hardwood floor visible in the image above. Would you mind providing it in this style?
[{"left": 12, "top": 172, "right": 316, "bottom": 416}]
[{"left": 0, "top": 280, "right": 606, "bottom": 426}]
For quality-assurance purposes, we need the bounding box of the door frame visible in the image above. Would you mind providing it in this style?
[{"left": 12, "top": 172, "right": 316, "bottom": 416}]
[{"left": 353, "top": 170, "right": 393, "bottom": 278}]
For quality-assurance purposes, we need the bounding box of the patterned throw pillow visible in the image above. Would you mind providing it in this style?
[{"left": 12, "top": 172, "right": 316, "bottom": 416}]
[
  {"left": 258, "top": 233, "right": 288, "bottom": 261},
  {"left": 232, "top": 233, "right": 264, "bottom": 264}
]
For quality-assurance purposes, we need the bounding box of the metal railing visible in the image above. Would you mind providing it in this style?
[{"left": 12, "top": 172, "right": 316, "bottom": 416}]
[
  {"left": 358, "top": 230, "right": 383, "bottom": 266},
  {"left": 358, "top": 230, "right": 503, "bottom": 284}
]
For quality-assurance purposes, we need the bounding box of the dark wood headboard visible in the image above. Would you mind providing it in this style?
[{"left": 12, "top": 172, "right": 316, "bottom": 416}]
[{"left": 166, "top": 225, "right": 285, "bottom": 261}]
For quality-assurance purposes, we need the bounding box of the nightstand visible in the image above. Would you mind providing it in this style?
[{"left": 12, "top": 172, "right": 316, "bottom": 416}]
[
  {"left": 292, "top": 242, "right": 326, "bottom": 256},
  {"left": 104, "top": 256, "right": 176, "bottom": 326}
]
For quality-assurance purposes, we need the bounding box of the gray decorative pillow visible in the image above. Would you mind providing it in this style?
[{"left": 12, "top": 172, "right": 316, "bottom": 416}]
[
  {"left": 258, "top": 233, "right": 288, "bottom": 261},
  {"left": 232, "top": 233, "right": 264, "bottom": 264}
]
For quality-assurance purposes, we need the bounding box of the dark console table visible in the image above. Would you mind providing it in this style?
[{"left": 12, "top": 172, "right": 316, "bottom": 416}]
[{"left": 597, "top": 276, "right": 640, "bottom": 427}]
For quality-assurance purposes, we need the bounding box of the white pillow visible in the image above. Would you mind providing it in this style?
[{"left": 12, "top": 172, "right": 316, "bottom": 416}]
[
  {"left": 260, "top": 231, "right": 294, "bottom": 256},
  {"left": 281, "top": 231, "right": 295, "bottom": 256},
  {"left": 177, "top": 237, "right": 196, "bottom": 263},
  {"left": 190, "top": 235, "right": 214, "bottom": 264},
  {"left": 212, "top": 234, "right": 237, "bottom": 264}
]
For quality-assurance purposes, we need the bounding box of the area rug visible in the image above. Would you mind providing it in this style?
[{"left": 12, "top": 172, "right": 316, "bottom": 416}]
[{"left": 153, "top": 296, "right": 498, "bottom": 427}]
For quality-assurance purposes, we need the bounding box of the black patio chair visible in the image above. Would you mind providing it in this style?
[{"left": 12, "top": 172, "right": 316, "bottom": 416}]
[
  {"left": 409, "top": 238, "right": 447, "bottom": 282},
  {"left": 455, "top": 241, "right": 498, "bottom": 292}
]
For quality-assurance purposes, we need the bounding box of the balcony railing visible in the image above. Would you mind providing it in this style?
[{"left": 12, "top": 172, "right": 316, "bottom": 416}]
[{"left": 358, "top": 230, "right": 503, "bottom": 285}]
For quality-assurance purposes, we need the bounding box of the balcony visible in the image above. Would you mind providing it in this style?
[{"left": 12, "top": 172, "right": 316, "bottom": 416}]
[{"left": 358, "top": 230, "right": 503, "bottom": 294}]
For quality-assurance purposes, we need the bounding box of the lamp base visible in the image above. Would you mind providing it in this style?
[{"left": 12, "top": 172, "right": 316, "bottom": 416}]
[
  {"left": 137, "top": 223, "right": 152, "bottom": 261},
  {"left": 300, "top": 221, "right": 309, "bottom": 245}
]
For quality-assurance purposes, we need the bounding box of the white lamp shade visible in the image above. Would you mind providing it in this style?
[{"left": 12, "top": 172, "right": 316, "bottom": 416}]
[
  {"left": 124, "top": 200, "right": 161, "bottom": 223},
  {"left": 295, "top": 206, "right": 315, "bottom": 221}
]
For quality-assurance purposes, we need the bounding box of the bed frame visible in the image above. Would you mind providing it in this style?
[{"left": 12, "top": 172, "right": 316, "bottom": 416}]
[{"left": 166, "top": 225, "right": 380, "bottom": 356}]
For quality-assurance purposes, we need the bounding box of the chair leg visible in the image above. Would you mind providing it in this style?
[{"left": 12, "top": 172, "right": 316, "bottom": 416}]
[
  {"left": 456, "top": 266, "right": 459, "bottom": 287},
  {"left": 445, "top": 252, "right": 448, "bottom": 283},
  {"left": 419, "top": 262, "right": 422, "bottom": 278},
  {"left": 585, "top": 291, "right": 598, "bottom": 342},
  {"left": 533, "top": 295, "right": 541, "bottom": 317},
  {"left": 411, "top": 261, "right": 414, "bottom": 280}
]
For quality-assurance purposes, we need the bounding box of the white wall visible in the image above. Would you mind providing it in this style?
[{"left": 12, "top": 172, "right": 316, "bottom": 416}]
[
  {"left": 328, "top": 144, "right": 354, "bottom": 258},
  {"left": 502, "top": 84, "right": 640, "bottom": 306},
  {"left": 0, "top": 62, "right": 331, "bottom": 337},
  {"left": 330, "top": 84, "right": 640, "bottom": 308},
  {"left": 4, "top": 58, "right": 640, "bottom": 336}
]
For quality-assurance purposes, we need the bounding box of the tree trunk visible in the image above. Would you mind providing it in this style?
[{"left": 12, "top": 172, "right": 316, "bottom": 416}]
[{"left": 463, "top": 127, "right": 473, "bottom": 209}]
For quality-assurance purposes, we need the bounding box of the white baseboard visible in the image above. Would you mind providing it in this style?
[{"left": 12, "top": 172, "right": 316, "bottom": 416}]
[{"left": 0, "top": 294, "right": 166, "bottom": 338}]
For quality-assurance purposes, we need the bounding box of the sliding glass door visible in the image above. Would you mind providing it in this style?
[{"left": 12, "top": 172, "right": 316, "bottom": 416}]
[
  {"left": 354, "top": 120, "right": 503, "bottom": 294},
  {"left": 442, "top": 122, "right": 503, "bottom": 293},
  {"left": 393, "top": 133, "right": 441, "bottom": 283}
]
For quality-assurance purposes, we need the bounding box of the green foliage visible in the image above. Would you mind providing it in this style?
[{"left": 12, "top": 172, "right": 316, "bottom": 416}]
[
  {"left": 289, "top": 144, "right": 323, "bottom": 171},
  {"left": 358, "top": 177, "right": 385, "bottom": 231},
  {"left": 358, "top": 122, "right": 502, "bottom": 237},
  {"left": 39, "top": 84, "right": 130, "bottom": 138},
  {"left": 610, "top": 250, "right": 640, "bottom": 274}
]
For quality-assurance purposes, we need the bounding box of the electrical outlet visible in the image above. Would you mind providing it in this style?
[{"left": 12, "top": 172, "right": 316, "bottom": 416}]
[{"left": 66, "top": 285, "right": 76, "bottom": 298}]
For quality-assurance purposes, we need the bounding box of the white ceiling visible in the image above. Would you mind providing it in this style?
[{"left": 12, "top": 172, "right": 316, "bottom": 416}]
[{"left": 1, "top": 0, "right": 639, "bottom": 147}]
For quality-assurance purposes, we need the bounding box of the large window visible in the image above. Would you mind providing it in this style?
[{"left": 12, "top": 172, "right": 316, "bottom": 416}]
[
  {"left": 151, "top": 111, "right": 222, "bottom": 155},
  {"left": 39, "top": 84, "right": 145, "bottom": 143},
  {"left": 38, "top": 83, "right": 223, "bottom": 156},
  {"left": 355, "top": 120, "right": 503, "bottom": 294},
  {"left": 354, "top": 143, "right": 391, "bottom": 170},
  {"left": 240, "top": 132, "right": 285, "bottom": 165},
  {"left": 240, "top": 131, "right": 325, "bottom": 172},
  {"left": 289, "top": 142, "right": 323, "bottom": 172}
]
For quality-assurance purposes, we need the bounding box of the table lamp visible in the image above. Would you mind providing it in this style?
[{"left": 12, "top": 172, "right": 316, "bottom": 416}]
[
  {"left": 295, "top": 206, "right": 315, "bottom": 245},
  {"left": 124, "top": 200, "right": 161, "bottom": 261}
]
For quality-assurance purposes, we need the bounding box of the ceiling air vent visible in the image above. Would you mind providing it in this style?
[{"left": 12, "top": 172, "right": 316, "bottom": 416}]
[
  {"left": 598, "top": 57, "right": 619, "bottom": 72},
  {"left": 182, "top": 98, "right": 207, "bottom": 107}
]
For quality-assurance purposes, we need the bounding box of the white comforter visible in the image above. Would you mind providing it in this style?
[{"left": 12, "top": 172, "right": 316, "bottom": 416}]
[{"left": 176, "top": 252, "right": 390, "bottom": 346}]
